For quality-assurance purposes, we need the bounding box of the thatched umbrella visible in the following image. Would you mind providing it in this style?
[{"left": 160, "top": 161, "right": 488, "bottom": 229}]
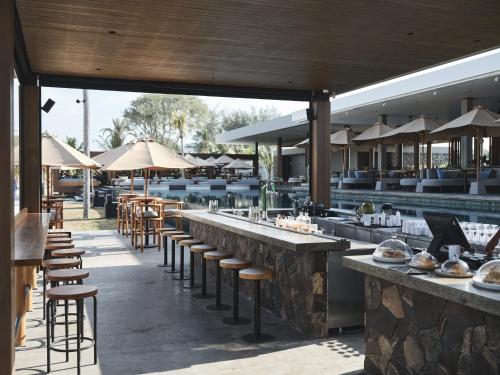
[
  {"left": 222, "top": 158, "right": 253, "bottom": 170},
  {"left": 430, "top": 106, "right": 500, "bottom": 182},
  {"left": 213, "top": 154, "right": 235, "bottom": 165},
  {"left": 94, "top": 139, "right": 196, "bottom": 197}
]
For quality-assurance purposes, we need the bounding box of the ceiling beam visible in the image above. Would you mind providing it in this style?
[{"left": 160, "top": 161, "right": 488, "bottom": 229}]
[{"left": 39, "top": 74, "right": 312, "bottom": 101}]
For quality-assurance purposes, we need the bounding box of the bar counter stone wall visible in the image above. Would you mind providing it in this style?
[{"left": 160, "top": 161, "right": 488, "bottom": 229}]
[
  {"left": 189, "top": 220, "right": 328, "bottom": 337},
  {"left": 364, "top": 275, "right": 500, "bottom": 375}
]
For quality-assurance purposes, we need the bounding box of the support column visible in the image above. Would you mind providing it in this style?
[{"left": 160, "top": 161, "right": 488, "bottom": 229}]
[
  {"left": 413, "top": 143, "right": 420, "bottom": 174},
  {"left": 0, "top": 0, "right": 15, "bottom": 372},
  {"left": 377, "top": 115, "right": 388, "bottom": 173},
  {"left": 460, "top": 98, "right": 474, "bottom": 168},
  {"left": 19, "top": 84, "right": 41, "bottom": 213},
  {"left": 253, "top": 142, "right": 259, "bottom": 177},
  {"left": 309, "top": 91, "right": 331, "bottom": 207},
  {"left": 276, "top": 137, "right": 282, "bottom": 179}
]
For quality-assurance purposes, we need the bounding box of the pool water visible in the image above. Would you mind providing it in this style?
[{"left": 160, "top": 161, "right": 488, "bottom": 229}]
[{"left": 143, "top": 188, "right": 500, "bottom": 225}]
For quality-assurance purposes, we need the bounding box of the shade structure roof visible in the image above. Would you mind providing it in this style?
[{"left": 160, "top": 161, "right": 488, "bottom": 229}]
[
  {"left": 381, "top": 116, "right": 440, "bottom": 144},
  {"left": 41, "top": 134, "right": 101, "bottom": 169},
  {"left": 16, "top": 1, "right": 500, "bottom": 96},
  {"left": 212, "top": 154, "right": 235, "bottom": 165},
  {"left": 205, "top": 156, "right": 216, "bottom": 163},
  {"left": 429, "top": 106, "right": 500, "bottom": 139},
  {"left": 223, "top": 158, "right": 253, "bottom": 169},
  {"left": 293, "top": 129, "right": 354, "bottom": 148},
  {"left": 185, "top": 154, "right": 215, "bottom": 168},
  {"left": 93, "top": 139, "right": 196, "bottom": 171},
  {"left": 352, "top": 122, "right": 393, "bottom": 145}
]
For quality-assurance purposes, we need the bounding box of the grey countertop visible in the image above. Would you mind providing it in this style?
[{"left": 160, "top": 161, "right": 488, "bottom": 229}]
[
  {"left": 343, "top": 255, "right": 500, "bottom": 317},
  {"left": 181, "top": 210, "right": 354, "bottom": 252}
]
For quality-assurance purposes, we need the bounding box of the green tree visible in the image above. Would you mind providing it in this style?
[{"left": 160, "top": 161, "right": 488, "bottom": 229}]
[
  {"left": 123, "top": 94, "right": 208, "bottom": 150},
  {"left": 259, "top": 145, "right": 276, "bottom": 180},
  {"left": 97, "top": 118, "right": 130, "bottom": 150},
  {"left": 192, "top": 108, "right": 221, "bottom": 153},
  {"left": 64, "top": 136, "right": 82, "bottom": 151}
]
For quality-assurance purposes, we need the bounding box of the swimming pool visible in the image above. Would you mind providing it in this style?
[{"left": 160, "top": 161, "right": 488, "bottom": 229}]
[{"left": 140, "top": 188, "right": 500, "bottom": 225}]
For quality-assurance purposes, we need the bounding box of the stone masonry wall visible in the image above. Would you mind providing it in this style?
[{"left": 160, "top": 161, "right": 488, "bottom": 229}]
[
  {"left": 189, "top": 220, "right": 328, "bottom": 337},
  {"left": 364, "top": 275, "right": 500, "bottom": 375}
]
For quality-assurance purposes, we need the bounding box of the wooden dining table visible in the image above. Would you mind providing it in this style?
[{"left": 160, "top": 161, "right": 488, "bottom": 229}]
[{"left": 14, "top": 210, "right": 50, "bottom": 346}]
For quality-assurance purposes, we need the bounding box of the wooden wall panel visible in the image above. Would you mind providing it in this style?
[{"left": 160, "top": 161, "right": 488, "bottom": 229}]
[
  {"left": 19, "top": 84, "right": 41, "bottom": 213},
  {"left": 0, "top": 0, "right": 15, "bottom": 373}
]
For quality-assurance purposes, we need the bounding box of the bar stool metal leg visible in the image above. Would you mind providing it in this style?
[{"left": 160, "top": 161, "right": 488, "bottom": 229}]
[
  {"left": 165, "top": 238, "right": 179, "bottom": 274},
  {"left": 46, "top": 300, "right": 51, "bottom": 373},
  {"left": 222, "top": 270, "right": 249, "bottom": 325},
  {"left": 157, "top": 235, "right": 169, "bottom": 267},
  {"left": 65, "top": 301, "right": 69, "bottom": 362},
  {"left": 193, "top": 257, "right": 215, "bottom": 299},
  {"left": 184, "top": 251, "right": 201, "bottom": 289},
  {"left": 173, "top": 245, "right": 189, "bottom": 280},
  {"left": 242, "top": 280, "right": 274, "bottom": 343},
  {"left": 77, "top": 299, "right": 81, "bottom": 375},
  {"left": 93, "top": 295, "right": 97, "bottom": 365},
  {"left": 206, "top": 261, "right": 230, "bottom": 311}
]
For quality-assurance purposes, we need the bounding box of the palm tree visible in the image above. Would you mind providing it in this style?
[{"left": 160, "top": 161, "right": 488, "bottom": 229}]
[
  {"left": 64, "top": 136, "right": 83, "bottom": 151},
  {"left": 98, "top": 118, "right": 130, "bottom": 150},
  {"left": 193, "top": 125, "right": 217, "bottom": 153}
]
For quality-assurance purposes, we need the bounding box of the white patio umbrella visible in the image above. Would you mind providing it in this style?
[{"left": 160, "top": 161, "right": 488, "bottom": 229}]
[
  {"left": 185, "top": 154, "right": 216, "bottom": 168},
  {"left": 213, "top": 154, "right": 235, "bottom": 165},
  {"left": 222, "top": 158, "right": 253, "bottom": 169},
  {"left": 30, "top": 133, "right": 102, "bottom": 196},
  {"left": 353, "top": 121, "right": 393, "bottom": 185},
  {"left": 331, "top": 129, "right": 354, "bottom": 177},
  {"left": 430, "top": 106, "right": 500, "bottom": 182},
  {"left": 94, "top": 139, "right": 196, "bottom": 196},
  {"left": 381, "top": 115, "right": 440, "bottom": 174},
  {"left": 205, "top": 156, "right": 216, "bottom": 163}
]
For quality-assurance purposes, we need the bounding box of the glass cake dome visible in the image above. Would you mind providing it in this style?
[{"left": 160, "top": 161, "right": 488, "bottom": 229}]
[
  {"left": 408, "top": 249, "right": 438, "bottom": 270},
  {"left": 438, "top": 255, "right": 472, "bottom": 277},
  {"left": 473, "top": 260, "right": 500, "bottom": 291},
  {"left": 373, "top": 235, "right": 413, "bottom": 263}
]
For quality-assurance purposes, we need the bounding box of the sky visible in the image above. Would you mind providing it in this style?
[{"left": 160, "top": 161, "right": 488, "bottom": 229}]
[{"left": 35, "top": 86, "right": 306, "bottom": 150}]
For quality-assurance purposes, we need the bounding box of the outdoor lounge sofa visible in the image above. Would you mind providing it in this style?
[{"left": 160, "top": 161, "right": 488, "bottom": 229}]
[{"left": 416, "top": 169, "right": 465, "bottom": 193}]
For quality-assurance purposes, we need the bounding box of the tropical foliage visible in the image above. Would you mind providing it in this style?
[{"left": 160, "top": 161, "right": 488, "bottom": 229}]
[
  {"left": 64, "top": 136, "right": 83, "bottom": 151},
  {"left": 97, "top": 118, "right": 130, "bottom": 150}
]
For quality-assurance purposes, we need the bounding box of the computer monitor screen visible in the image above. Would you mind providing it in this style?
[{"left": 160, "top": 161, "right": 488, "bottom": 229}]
[{"left": 424, "top": 213, "right": 470, "bottom": 261}]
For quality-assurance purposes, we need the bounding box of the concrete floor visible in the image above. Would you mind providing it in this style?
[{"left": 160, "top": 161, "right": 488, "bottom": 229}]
[{"left": 15, "top": 230, "right": 365, "bottom": 375}]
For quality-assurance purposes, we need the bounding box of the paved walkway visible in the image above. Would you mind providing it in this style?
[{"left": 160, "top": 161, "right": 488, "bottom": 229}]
[{"left": 15, "top": 230, "right": 364, "bottom": 375}]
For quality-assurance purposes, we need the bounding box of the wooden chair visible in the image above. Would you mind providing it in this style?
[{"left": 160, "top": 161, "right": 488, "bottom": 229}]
[{"left": 133, "top": 201, "right": 164, "bottom": 252}]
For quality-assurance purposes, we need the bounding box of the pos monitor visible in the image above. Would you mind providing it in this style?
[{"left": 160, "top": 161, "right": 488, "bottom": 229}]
[{"left": 423, "top": 213, "right": 471, "bottom": 261}]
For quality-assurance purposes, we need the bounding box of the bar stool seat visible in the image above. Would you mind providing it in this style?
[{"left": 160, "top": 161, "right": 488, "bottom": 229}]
[
  {"left": 191, "top": 244, "right": 216, "bottom": 253},
  {"left": 171, "top": 234, "right": 192, "bottom": 241},
  {"left": 203, "top": 250, "right": 233, "bottom": 311},
  {"left": 44, "top": 258, "right": 81, "bottom": 270},
  {"left": 219, "top": 258, "right": 252, "bottom": 324},
  {"left": 45, "top": 243, "right": 75, "bottom": 253},
  {"left": 46, "top": 237, "right": 73, "bottom": 244},
  {"left": 239, "top": 267, "right": 274, "bottom": 343},
  {"left": 46, "top": 269, "right": 89, "bottom": 283},
  {"left": 46, "top": 285, "right": 98, "bottom": 374},
  {"left": 51, "top": 249, "right": 85, "bottom": 257},
  {"left": 178, "top": 239, "right": 204, "bottom": 247}
]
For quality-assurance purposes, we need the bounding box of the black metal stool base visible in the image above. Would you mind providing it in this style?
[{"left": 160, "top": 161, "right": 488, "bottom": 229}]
[
  {"left": 222, "top": 316, "right": 251, "bottom": 325},
  {"left": 164, "top": 269, "right": 179, "bottom": 274},
  {"left": 157, "top": 264, "right": 170, "bottom": 268},
  {"left": 183, "top": 282, "right": 202, "bottom": 289},
  {"left": 206, "top": 303, "right": 231, "bottom": 311},
  {"left": 193, "top": 292, "right": 215, "bottom": 299},
  {"left": 242, "top": 333, "right": 274, "bottom": 343}
]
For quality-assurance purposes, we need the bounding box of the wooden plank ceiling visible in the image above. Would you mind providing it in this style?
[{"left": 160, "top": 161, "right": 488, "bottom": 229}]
[{"left": 16, "top": 0, "right": 500, "bottom": 93}]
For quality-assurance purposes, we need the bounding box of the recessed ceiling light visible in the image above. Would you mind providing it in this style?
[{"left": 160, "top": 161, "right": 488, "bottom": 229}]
[
  {"left": 472, "top": 39, "right": 480, "bottom": 43},
  {"left": 96, "top": 68, "right": 101, "bottom": 71},
  {"left": 382, "top": 102, "right": 386, "bottom": 107},
  {"left": 288, "top": 81, "right": 293, "bottom": 84},
  {"left": 407, "top": 32, "right": 414, "bottom": 36},
  {"left": 109, "top": 30, "right": 116, "bottom": 34},
  {"left": 433, "top": 90, "right": 437, "bottom": 96},
  {"left": 494, "top": 76, "right": 499, "bottom": 82}
]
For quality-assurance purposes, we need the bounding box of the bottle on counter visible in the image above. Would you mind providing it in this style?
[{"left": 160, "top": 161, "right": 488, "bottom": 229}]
[
  {"left": 381, "top": 211, "right": 386, "bottom": 227},
  {"left": 395, "top": 211, "right": 401, "bottom": 226},
  {"left": 304, "top": 212, "right": 312, "bottom": 233}
]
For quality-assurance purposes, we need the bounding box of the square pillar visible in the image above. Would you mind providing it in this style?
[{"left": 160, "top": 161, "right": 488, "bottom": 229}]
[
  {"left": 0, "top": 0, "right": 15, "bottom": 372},
  {"left": 19, "top": 84, "right": 41, "bottom": 213},
  {"left": 308, "top": 91, "right": 331, "bottom": 207},
  {"left": 276, "top": 137, "right": 283, "bottom": 179}
]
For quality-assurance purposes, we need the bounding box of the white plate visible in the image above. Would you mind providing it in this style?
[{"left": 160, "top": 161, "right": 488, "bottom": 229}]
[
  {"left": 434, "top": 269, "right": 474, "bottom": 278},
  {"left": 373, "top": 255, "right": 410, "bottom": 264},
  {"left": 472, "top": 277, "right": 500, "bottom": 291}
]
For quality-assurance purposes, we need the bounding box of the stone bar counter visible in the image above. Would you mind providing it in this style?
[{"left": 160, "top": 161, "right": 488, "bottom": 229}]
[
  {"left": 343, "top": 255, "right": 500, "bottom": 375},
  {"left": 181, "top": 210, "right": 373, "bottom": 337}
]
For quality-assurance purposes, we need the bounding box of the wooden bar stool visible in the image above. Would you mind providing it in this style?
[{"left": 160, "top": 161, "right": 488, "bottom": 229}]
[
  {"left": 51, "top": 249, "right": 86, "bottom": 269},
  {"left": 156, "top": 227, "right": 178, "bottom": 267},
  {"left": 207, "top": 256, "right": 246, "bottom": 311},
  {"left": 47, "top": 231, "right": 71, "bottom": 238},
  {"left": 45, "top": 243, "right": 75, "bottom": 260},
  {"left": 239, "top": 267, "right": 274, "bottom": 343},
  {"left": 196, "top": 251, "right": 231, "bottom": 300},
  {"left": 163, "top": 230, "right": 185, "bottom": 274},
  {"left": 46, "top": 237, "right": 73, "bottom": 244},
  {"left": 178, "top": 239, "right": 205, "bottom": 289},
  {"left": 203, "top": 251, "right": 233, "bottom": 311},
  {"left": 171, "top": 234, "right": 193, "bottom": 281},
  {"left": 46, "top": 285, "right": 98, "bottom": 374},
  {"left": 220, "top": 258, "right": 252, "bottom": 324}
]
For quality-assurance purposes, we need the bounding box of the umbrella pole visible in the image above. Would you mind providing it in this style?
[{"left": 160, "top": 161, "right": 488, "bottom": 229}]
[
  {"left": 477, "top": 128, "right": 481, "bottom": 183},
  {"left": 130, "top": 171, "right": 134, "bottom": 194},
  {"left": 145, "top": 169, "right": 149, "bottom": 198},
  {"left": 46, "top": 166, "right": 50, "bottom": 197}
]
